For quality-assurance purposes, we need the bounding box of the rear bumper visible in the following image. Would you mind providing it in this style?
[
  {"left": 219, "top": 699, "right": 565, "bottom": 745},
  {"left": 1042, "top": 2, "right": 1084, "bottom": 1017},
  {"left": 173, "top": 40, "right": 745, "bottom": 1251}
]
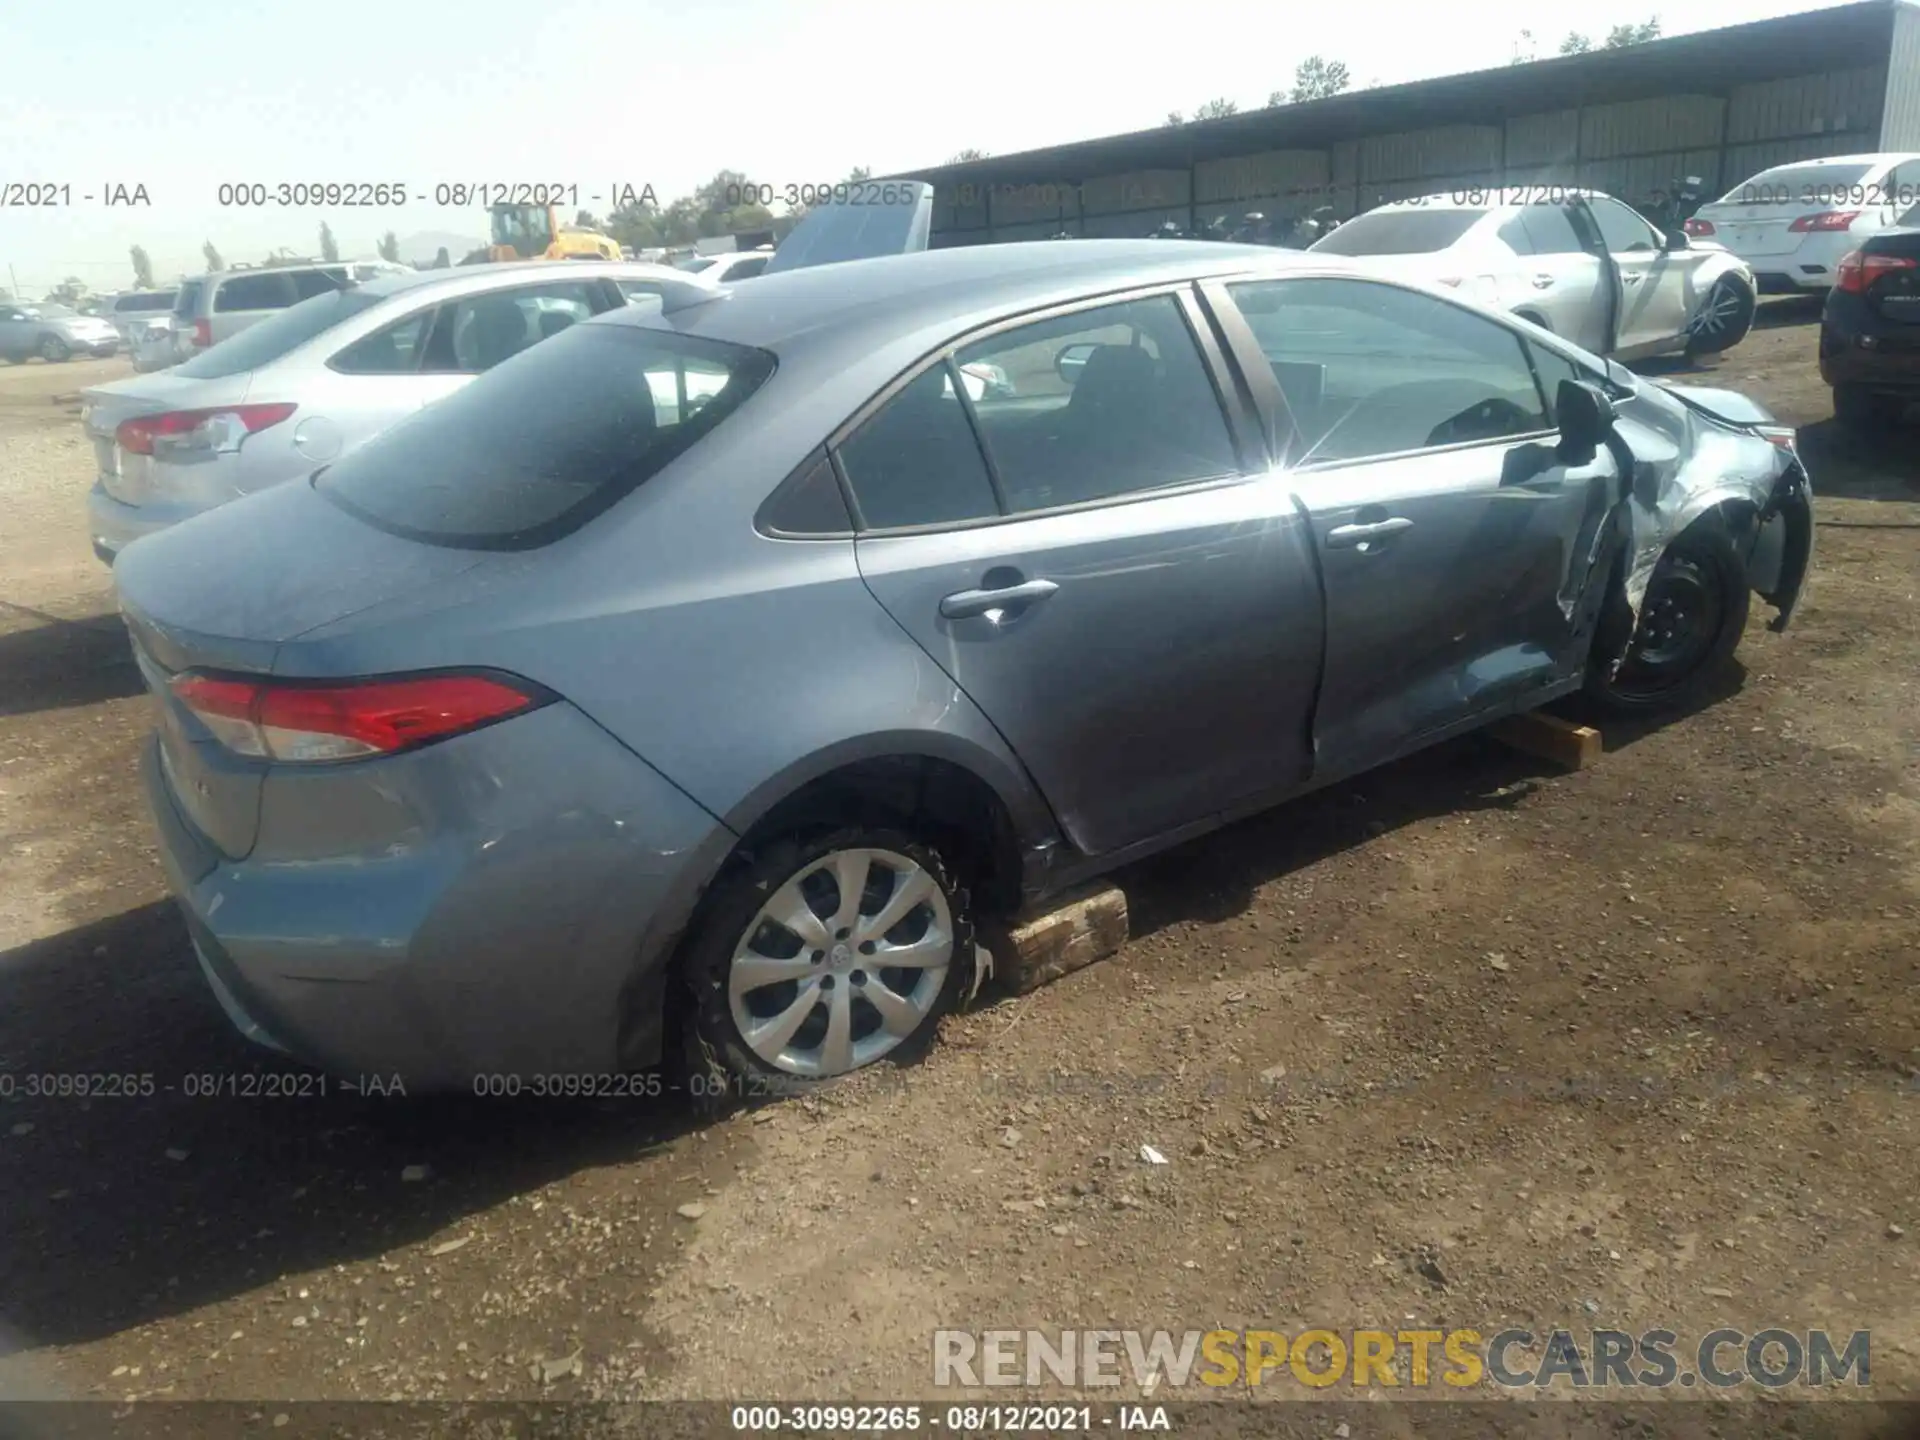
[
  {"left": 1818, "top": 306, "right": 1920, "bottom": 393},
  {"left": 87, "top": 481, "right": 210, "bottom": 563},
  {"left": 141, "top": 702, "right": 736, "bottom": 1092}
]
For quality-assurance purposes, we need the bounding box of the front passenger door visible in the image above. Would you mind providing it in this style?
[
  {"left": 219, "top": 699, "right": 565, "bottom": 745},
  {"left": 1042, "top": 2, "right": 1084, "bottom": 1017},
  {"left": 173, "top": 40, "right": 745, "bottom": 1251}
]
[{"left": 1224, "top": 277, "right": 1622, "bottom": 777}]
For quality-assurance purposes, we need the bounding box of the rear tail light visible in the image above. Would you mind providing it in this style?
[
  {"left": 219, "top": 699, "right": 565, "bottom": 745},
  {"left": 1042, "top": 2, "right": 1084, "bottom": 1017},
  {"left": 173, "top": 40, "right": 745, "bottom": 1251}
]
[
  {"left": 169, "top": 672, "right": 547, "bottom": 763},
  {"left": 116, "top": 403, "right": 296, "bottom": 458},
  {"left": 193, "top": 319, "right": 211, "bottom": 348},
  {"left": 1684, "top": 218, "right": 1715, "bottom": 237},
  {"left": 1835, "top": 248, "right": 1919, "bottom": 293},
  {"left": 1754, "top": 425, "right": 1798, "bottom": 453},
  {"left": 1788, "top": 211, "right": 1862, "bottom": 233}
]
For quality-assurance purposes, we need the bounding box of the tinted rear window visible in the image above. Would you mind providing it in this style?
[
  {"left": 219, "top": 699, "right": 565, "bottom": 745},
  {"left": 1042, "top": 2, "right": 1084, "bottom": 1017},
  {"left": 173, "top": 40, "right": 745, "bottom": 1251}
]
[
  {"left": 171, "top": 288, "right": 388, "bottom": 378},
  {"left": 315, "top": 323, "right": 776, "bottom": 549},
  {"left": 1723, "top": 162, "right": 1875, "bottom": 204},
  {"left": 173, "top": 281, "right": 204, "bottom": 318},
  {"left": 115, "top": 292, "right": 176, "bottom": 312},
  {"left": 1311, "top": 209, "right": 1487, "bottom": 255}
]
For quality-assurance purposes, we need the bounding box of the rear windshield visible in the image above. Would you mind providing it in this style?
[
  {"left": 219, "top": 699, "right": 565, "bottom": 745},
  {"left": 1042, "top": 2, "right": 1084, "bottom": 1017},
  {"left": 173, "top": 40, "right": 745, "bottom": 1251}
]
[
  {"left": 172, "top": 281, "right": 205, "bottom": 319},
  {"left": 1310, "top": 209, "right": 1486, "bottom": 255},
  {"left": 676, "top": 256, "right": 717, "bottom": 272},
  {"left": 115, "top": 292, "right": 176, "bottom": 312},
  {"left": 1722, "top": 162, "right": 1876, "bottom": 205},
  {"left": 171, "top": 288, "right": 388, "bottom": 379},
  {"left": 315, "top": 323, "right": 777, "bottom": 549}
]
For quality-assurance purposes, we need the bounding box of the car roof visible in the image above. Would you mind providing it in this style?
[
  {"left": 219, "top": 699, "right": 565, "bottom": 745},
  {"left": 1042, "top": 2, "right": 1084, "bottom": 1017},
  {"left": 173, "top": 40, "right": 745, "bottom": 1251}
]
[
  {"left": 609, "top": 240, "right": 1334, "bottom": 356},
  {"left": 1747, "top": 152, "right": 1919, "bottom": 170},
  {"left": 1367, "top": 189, "right": 1622, "bottom": 213}
]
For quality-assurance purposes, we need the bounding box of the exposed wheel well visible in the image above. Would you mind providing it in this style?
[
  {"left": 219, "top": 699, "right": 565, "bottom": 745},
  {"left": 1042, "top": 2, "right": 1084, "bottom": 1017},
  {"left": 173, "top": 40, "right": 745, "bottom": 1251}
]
[{"left": 735, "top": 755, "right": 1026, "bottom": 918}]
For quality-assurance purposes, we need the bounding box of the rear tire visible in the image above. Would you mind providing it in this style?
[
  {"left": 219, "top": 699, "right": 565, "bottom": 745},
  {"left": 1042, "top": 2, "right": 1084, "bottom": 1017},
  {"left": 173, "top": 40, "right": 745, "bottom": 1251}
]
[
  {"left": 1832, "top": 383, "right": 1903, "bottom": 430},
  {"left": 38, "top": 335, "right": 69, "bottom": 363},
  {"left": 1585, "top": 520, "right": 1749, "bottom": 714},
  {"left": 1686, "top": 277, "right": 1755, "bottom": 357},
  {"left": 677, "top": 828, "right": 975, "bottom": 1112}
]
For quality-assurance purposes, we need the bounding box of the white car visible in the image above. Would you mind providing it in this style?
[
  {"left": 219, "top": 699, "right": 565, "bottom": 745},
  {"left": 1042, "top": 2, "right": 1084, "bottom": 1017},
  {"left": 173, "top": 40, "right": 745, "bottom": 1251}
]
[
  {"left": 1310, "top": 190, "right": 1757, "bottom": 361},
  {"left": 673, "top": 248, "right": 775, "bottom": 283},
  {"left": 1687, "top": 152, "right": 1920, "bottom": 293}
]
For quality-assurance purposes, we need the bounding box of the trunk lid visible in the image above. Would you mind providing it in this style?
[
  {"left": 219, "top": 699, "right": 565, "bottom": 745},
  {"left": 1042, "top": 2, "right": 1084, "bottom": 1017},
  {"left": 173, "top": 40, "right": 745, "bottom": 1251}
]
[
  {"left": 1861, "top": 228, "right": 1920, "bottom": 324},
  {"left": 1694, "top": 200, "right": 1815, "bottom": 257},
  {"left": 82, "top": 371, "right": 253, "bottom": 501},
  {"left": 113, "top": 478, "right": 492, "bottom": 859}
]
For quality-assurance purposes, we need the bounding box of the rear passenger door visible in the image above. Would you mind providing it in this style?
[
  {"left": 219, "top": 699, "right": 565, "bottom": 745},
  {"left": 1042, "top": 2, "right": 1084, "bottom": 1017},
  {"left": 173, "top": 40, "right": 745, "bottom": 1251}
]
[
  {"left": 1219, "top": 276, "right": 1621, "bottom": 776},
  {"left": 842, "top": 290, "right": 1325, "bottom": 859},
  {"left": 1497, "top": 203, "right": 1612, "bottom": 353}
]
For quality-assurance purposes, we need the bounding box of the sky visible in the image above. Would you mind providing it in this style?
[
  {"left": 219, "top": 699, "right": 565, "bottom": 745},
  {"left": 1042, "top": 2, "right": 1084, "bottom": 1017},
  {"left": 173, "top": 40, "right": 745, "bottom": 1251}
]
[{"left": 0, "top": 0, "right": 1844, "bottom": 296}]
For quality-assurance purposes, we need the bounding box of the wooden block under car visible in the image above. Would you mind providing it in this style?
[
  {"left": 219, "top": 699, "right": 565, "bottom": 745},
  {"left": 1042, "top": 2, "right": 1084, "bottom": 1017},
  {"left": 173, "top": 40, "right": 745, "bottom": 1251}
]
[
  {"left": 978, "top": 883, "right": 1129, "bottom": 995},
  {"left": 1489, "top": 710, "right": 1603, "bottom": 770}
]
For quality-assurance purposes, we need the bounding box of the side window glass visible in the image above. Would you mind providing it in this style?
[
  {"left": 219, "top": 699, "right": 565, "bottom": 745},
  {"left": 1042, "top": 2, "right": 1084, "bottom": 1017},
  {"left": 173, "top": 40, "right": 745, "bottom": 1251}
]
[
  {"left": 1519, "top": 204, "right": 1588, "bottom": 256},
  {"left": 759, "top": 450, "right": 852, "bottom": 536},
  {"left": 730, "top": 256, "right": 769, "bottom": 279},
  {"left": 330, "top": 309, "right": 434, "bottom": 375},
  {"left": 955, "top": 294, "right": 1239, "bottom": 513},
  {"left": 1497, "top": 215, "right": 1534, "bottom": 256},
  {"left": 213, "top": 273, "right": 296, "bottom": 311},
  {"left": 1227, "top": 277, "right": 1550, "bottom": 463},
  {"left": 1887, "top": 160, "right": 1920, "bottom": 203},
  {"left": 436, "top": 283, "right": 598, "bottom": 372},
  {"left": 1589, "top": 198, "right": 1661, "bottom": 254},
  {"left": 837, "top": 364, "right": 1000, "bottom": 529},
  {"left": 292, "top": 270, "right": 346, "bottom": 300},
  {"left": 1524, "top": 342, "right": 1591, "bottom": 424}
]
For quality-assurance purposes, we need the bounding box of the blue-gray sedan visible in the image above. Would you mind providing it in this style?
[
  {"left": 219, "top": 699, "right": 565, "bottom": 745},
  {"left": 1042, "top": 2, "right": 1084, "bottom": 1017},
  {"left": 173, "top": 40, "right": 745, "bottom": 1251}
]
[{"left": 110, "top": 239, "right": 1814, "bottom": 1097}]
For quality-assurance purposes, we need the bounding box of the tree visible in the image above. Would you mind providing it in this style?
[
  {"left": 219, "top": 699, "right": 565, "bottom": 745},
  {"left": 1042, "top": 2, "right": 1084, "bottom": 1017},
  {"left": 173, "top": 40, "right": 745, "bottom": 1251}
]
[
  {"left": 202, "top": 240, "right": 225, "bottom": 272},
  {"left": 1193, "top": 97, "right": 1240, "bottom": 121},
  {"left": 434, "top": 246, "right": 451, "bottom": 269},
  {"left": 130, "top": 245, "right": 155, "bottom": 289},
  {"left": 1288, "top": 56, "right": 1350, "bottom": 102},
  {"left": 378, "top": 231, "right": 401, "bottom": 263},
  {"left": 319, "top": 222, "right": 339, "bottom": 262},
  {"left": 946, "top": 148, "right": 990, "bottom": 163},
  {"left": 1605, "top": 17, "right": 1661, "bottom": 46},
  {"left": 1165, "top": 110, "right": 1185, "bottom": 126}
]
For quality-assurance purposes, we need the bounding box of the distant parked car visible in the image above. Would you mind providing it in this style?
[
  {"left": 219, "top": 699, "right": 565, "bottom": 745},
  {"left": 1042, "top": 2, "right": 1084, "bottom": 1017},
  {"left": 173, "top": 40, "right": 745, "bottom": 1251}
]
[
  {"left": 0, "top": 302, "right": 121, "bottom": 362},
  {"left": 1818, "top": 203, "right": 1920, "bottom": 427},
  {"left": 1688, "top": 152, "right": 1920, "bottom": 292},
  {"left": 168, "top": 260, "right": 410, "bottom": 360},
  {"left": 112, "top": 237, "right": 1813, "bottom": 1098},
  {"left": 1311, "top": 190, "right": 1757, "bottom": 360},
  {"left": 674, "top": 248, "right": 776, "bottom": 283},
  {"left": 83, "top": 261, "right": 707, "bottom": 562},
  {"left": 101, "top": 289, "right": 179, "bottom": 343}
]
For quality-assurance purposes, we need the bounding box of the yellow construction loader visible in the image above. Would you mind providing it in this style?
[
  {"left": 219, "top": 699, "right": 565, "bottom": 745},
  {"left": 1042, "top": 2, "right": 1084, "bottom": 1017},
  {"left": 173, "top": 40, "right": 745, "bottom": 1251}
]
[{"left": 485, "top": 202, "right": 621, "bottom": 262}]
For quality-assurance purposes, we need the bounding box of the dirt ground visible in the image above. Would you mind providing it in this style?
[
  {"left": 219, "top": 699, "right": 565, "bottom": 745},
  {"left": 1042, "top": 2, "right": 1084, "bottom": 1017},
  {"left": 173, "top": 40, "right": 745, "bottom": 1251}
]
[{"left": 0, "top": 304, "right": 1916, "bottom": 1422}]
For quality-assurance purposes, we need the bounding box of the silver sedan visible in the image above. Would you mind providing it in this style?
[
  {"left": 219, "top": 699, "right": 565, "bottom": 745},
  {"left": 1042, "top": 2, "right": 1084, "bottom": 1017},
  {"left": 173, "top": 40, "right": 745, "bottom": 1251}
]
[{"left": 81, "top": 261, "right": 709, "bottom": 562}]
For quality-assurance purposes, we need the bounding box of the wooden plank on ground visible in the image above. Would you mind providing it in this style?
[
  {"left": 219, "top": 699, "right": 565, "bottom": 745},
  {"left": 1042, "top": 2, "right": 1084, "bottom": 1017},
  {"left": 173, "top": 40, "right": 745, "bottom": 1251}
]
[
  {"left": 1489, "top": 710, "right": 1603, "bottom": 770},
  {"left": 978, "top": 883, "right": 1129, "bottom": 995}
]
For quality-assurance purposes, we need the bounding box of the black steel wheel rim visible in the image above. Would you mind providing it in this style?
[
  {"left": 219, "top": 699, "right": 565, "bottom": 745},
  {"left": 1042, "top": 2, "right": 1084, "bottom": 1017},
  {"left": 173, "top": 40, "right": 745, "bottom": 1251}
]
[{"left": 1620, "top": 557, "right": 1723, "bottom": 690}]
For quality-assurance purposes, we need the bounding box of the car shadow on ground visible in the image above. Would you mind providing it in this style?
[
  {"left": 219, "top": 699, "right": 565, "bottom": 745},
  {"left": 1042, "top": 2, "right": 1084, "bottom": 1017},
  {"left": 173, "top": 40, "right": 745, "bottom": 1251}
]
[
  {"left": 0, "top": 901, "right": 707, "bottom": 1351},
  {"left": 1117, "top": 734, "right": 1566, "bottom": 937},
  {"left": 0, "top": 609, "right": 143, "bottom": 719},
  {"left": 1793, "top": 416, "right": 1920, "bottom": 503}
]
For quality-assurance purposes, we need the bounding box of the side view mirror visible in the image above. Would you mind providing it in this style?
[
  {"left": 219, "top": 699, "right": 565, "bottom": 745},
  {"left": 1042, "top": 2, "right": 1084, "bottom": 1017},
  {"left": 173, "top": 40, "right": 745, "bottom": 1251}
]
[
  {"left": 1556, "top": 378, "right": 1617, "bottom": 465},
  {"left": 1056, "top": 341, "right": 1098, "bottom": 384},
  {"left": 1663, "top": 228, "right": 1690, "bottom": 252}
]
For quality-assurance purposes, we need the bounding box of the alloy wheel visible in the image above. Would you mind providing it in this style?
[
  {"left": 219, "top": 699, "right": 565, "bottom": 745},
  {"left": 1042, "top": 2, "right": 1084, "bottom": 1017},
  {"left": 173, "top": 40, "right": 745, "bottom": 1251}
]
[
  {"left": 1688, "top": 282, "right": 1741, "bottom": 338},
  {"left": 726, "top": 847, "right": 954, "bottom": 1078},
  {"left": 38, "top": 336, "right": 68, "bottom": 362}
]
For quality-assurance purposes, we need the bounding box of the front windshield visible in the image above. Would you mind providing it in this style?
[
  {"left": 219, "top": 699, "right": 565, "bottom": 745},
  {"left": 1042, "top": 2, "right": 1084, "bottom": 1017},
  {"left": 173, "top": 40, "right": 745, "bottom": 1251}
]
[
  {"left": 33, "top": 304, "right": 77, "bottom": 318},
  {"left": 1311, "top": 209, "right": 1486, "bottom": 255},
  {"left": 489, "top": 205, "right": 555, "bottom": 256}
]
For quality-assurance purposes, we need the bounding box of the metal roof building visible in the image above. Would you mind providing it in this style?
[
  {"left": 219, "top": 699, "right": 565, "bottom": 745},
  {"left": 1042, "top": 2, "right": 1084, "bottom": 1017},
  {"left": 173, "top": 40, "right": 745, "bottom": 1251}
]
[{"left": 889, "top": 0, "right": 1920, "bottom": 245}]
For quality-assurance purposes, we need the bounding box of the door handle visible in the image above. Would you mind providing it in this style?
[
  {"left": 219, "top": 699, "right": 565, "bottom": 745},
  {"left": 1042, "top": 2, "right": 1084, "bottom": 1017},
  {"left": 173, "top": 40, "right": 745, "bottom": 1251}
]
[
  {"left": 1531, "top": 274, "right": 1554, "bottom": 288},
  {"left": 1325, "top": 517, "right": 1413, "bottom": 550},
  {"left": 939, "top": 578, "right": 1059, "bottom": 620},
  {"left": 1621, "top": 273, "right": 1643, "bottom": 286}
]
